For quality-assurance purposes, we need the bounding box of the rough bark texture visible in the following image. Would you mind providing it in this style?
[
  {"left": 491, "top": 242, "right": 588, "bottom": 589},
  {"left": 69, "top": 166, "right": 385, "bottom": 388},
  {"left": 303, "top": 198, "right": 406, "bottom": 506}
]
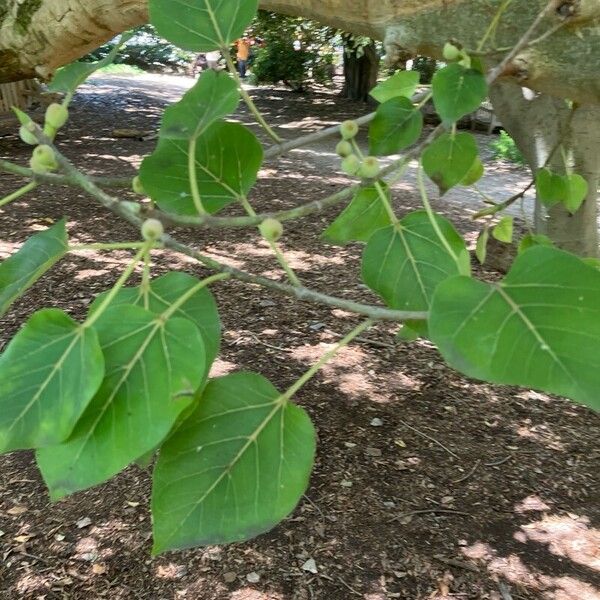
[
  {"left": 342, "top": 42, "right": 379, "bottom": 103},
  {"left": 1, "top": 0, "right": 600, "bottom": 105},
  {"left": 491, "top": 82, "right": 600, "bottom": 257}
]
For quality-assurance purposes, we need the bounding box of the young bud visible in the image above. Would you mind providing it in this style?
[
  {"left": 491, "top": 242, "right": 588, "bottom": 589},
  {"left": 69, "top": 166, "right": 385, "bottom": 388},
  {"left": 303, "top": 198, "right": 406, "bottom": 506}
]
[
  {"left": 30, "top": 145, "right": 58, "bottom": 173},
  {"left": 45, "top": 103, "right": 69, "bottom": 130},
  {"left": 141, "top": 218, "right": 164, "bottom": 241},
  {"left": 340, "top": 120, "right": 359, "bottom": 140},
  {"left": 443, "top": 42, "right": 461, "bottom": 62},
  {"left": 358, "top": 156, "right": 381, "bottom": 179},
  {"left": 132, "top": 175, "right": 146, "bottom": 195},
  {"left": 19, "top": 125, "right": 38, "bottom": 145},
  {"left": 259, "top": 218, "right": 284, "bottom": 242},
  {"left": 341, "top": 154, "right": 361, "bottom": 176},
  {"left": 336, "top": 140, "right": 353, "bottom": 158}
]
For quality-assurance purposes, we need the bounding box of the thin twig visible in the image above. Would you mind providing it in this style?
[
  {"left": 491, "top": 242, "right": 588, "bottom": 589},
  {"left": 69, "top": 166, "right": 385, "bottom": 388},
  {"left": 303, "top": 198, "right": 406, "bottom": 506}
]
[
  {"left": 397, "top": 419, "right": 460, "bottom": 459},
  {"left": 434, "top": 556, "right": 480, "bottom": 573},
  {"left": 498, "top": 581, "right": 514, "bottom": 600},
  {"left": 486, "top": 0, "right": 562, "bottom": 84},
  {"left": 452, "top": 460, "right": 481, "bottom": 483},
  {"left": 390, "top": 508, "right": 471, "bottom": 522},
  {"left": 338, "top": 577, "right": 362, "bottom": 597},
  {"left": 484, "top": 455, "right": 513, "bottom": 467}
]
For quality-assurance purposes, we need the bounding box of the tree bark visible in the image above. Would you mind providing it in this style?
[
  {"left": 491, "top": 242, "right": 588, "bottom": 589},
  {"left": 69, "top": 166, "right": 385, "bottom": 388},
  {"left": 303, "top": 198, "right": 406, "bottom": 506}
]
[
  {"left": 0, "top": 0, "right": 600, "bottom": 105},
  {"left": 490, "top": 82, "right": 600, "bottom": 257},
  {"left": 342, "top": 41, "right": 379, "bottom": 103}
]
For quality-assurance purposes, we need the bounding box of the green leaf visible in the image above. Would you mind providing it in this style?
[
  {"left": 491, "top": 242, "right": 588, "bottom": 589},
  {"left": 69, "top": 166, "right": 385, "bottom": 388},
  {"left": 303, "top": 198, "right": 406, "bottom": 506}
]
[
  {"left": 140, "top": 121, "right": 263, "bottom": 215},
  {"left": 370, "top": 71, "right": 420, "bottom": 104},
  {"left": 36, "top": 304, "right": 207, "bottom": 499},
  {"left": 397, "top": 319, "right": 428, "bottom": 342},
  {"left": 160, "top": 70, "right": 240, "bottom": 140},
  {"left": 90, "top": 272, "right": 221, "bottom": 366},
  {"left": 150, "top": 0, "right": 258, "bottom": 51},
  {"left": 361, "top": 211, "right": 470, "bottom": 312},
  {"left": 422, "top": 132, "right": 479, "bottom": 194},
  {"left": 461, "top": 157, "right": 484, "bottom": 186},
  {"left": 0, "top": 310, "right": 104, "bottom": 453},
  {"left": 369, "top": 97, "right": 423, "bottom": 156},
  {"left": 476, "top": 227, "right": 489, "bottom": 264},
  {"left": 563, "top": 174, "right": 588, "bottom": 215},
  {"left": 518, "top": 233, "right": 553, "bottom": 255},
  {"left": 0, "top": 220, "right": 68, "bottom": 317},
  {"left": 432, "top": 64, "right": 488, "bottom": 123},
  {"left": 152, "top": 372, "right": 316, "bottom": 553},
  {"left": 430, "top": 246, "right": 600, "bottom": 412},
  {"left": 492, "top": 216, "right": 514, "bottom": 244},
  {"left": 535, "top": 168, "right": 566, "bottom": 207},
  {"left": 323, "top": 185, "right": 392, "bottom": 245}
]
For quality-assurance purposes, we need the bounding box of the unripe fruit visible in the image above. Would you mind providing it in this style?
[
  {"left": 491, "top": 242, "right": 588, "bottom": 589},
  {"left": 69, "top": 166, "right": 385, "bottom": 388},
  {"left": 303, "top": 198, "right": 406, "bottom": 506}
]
[
  {"left": 30, "top": 145, "right": 58, "bottom": 173},
  {"left": 141, "top": 218, "right": 164, "bottom": 241},
  {"left": 19, "top": 125, "right": 38, "bottom": 145},
  {"left": 358, "top": 156, "right": 381, "bottom": 179},
  {"left": 443, "top": 42, "right": 461, "bottom": 62},
  {"left": 458, "top": 55, "right": 472, "bottom": 69},
  {"left": 336, "top": 140, "right": 353, "bottom": 158},
  {"left": 45, "top": 103, "right": 69, "bottom": 130},
  {"left": 341, "top": 154, "right": 361, "bottom": 176},
  {"left": 259, "top": 218, "right": 284, "bottom": 242},
  {"left": 340, "top": 120, "right": 359, "bottom": 140},
  {"left": 132, "top": 175, "right": 146, "bottom": 195}
]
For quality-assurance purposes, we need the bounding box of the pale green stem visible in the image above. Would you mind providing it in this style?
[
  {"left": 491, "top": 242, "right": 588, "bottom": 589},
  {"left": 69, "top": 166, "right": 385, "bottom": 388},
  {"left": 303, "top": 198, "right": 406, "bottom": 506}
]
[
  {"left": 69, "top": 242, "right": 148, "bottom": 251},
  {"left": 477, "top": 0, "right": 514, "bottom": 51},
  {"left": 141, "top": 248, "right": 151, "bottom": 310},
  {"left": 188, "top": 137, "right": 206, "bottom": 215},
  {"left": 84, "top": 242, "right": 152, "bottom": 329},
  {"left": 240, "top": 195, "right": 302, "bottom": 286},
  {"left": 0, "top": 181, "right": 38, "bottom": 208},
  {"left": 282, "top": 319, "right": 374, "bottom": 402},
  {"left": 161, "top": 273, "right": 230, "bottom": 321},
  {"left": 223, "top": 51, "right": 282, "bottom": 143},
  {"left": 417, "top": 166, "right": 459, "bottom": 263}
]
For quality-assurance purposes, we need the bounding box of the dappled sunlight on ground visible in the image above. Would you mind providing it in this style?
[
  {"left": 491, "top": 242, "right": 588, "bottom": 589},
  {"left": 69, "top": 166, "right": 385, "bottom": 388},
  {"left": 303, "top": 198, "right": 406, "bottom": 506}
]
[{"left": 462, "top": 509, "right": 600, "bottom": 600}]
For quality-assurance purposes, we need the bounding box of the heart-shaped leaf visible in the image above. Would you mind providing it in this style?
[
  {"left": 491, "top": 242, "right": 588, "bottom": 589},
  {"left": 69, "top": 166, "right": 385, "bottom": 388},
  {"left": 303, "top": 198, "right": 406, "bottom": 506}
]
[
  {"left": 432, "top": 64, "right": 488, "bottom": 123},
  {"left": 536, "top": 168, "right": 566, "bottom": 207},
  {"left": 430, "top": 246, "right": 600, "bottom": 412},
  {"left": 323, "top": 184, "right": 392, "bottom": 245},
  {"left": 152, "top": 372, "right": 316, "bottom": 553},
  {"left": 140, "top": 121, "right": 263, "bottom": 215},
  {"left": 362, "top": 211, "right": 470, "bottom": 312},
  {"left": 422, "top": 132, "right": 479, "bottom": 194},
  {"left": 0, "top": 310, "right": 104, "bottom": 453},
  {"left": 492, "top": 216, "right": 514, "bottom": 244},
  {"left": 563, "top": 174, "right": 588, "bottom": 215},
  {"left": 369, "top": 97, "right": 423, "bottom": 156}
]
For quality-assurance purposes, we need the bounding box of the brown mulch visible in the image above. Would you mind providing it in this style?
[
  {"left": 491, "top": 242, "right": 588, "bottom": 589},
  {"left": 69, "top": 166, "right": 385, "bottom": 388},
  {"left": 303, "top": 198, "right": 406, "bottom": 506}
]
[{"left": 0, "top": 75, "right": 598, "bottom": 600}]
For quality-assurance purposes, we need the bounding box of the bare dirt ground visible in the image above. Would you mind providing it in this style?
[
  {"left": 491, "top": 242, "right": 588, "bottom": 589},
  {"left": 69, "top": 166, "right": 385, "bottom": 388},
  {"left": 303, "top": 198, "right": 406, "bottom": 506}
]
[{"left": 0, "top": 73, "right": 598, "bottom": 600}]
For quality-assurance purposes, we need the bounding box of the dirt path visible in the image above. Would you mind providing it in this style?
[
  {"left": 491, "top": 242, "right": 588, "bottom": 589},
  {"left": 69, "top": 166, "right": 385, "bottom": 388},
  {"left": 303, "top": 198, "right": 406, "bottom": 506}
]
[{"left": 0, "top": 74, "right": 598, "bottom": 600}]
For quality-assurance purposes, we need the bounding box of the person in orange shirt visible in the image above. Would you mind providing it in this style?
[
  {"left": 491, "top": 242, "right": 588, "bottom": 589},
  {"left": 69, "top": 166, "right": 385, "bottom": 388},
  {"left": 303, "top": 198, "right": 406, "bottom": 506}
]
[{"left": 236, "top": 37, "right": 251, "bottom": 78}]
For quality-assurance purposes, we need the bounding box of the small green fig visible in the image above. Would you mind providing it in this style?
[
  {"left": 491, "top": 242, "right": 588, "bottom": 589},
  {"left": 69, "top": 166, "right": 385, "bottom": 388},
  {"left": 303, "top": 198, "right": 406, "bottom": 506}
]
[
  {"left": 340, "top": 120, "right": 359, "bottom": 140},
  {"left": 259, "top": 218, "right": 284, "bottom": 242},
  {"left": 341, "top": 154, "right": 361, "bottom": 176},
  {"left": 141, "top": 218, "right": 164, "bottom": 241},
  {"left": 30, "top": 145, "right": 58, "bottom": 173},
  {"left": 358, "top": 156, "right": 381, "bottom": 179},
  {"left": 336, "top": 140, "right": 353, "bottom": 158},
  {"left": 45, "top": 103, "right": 69, "bottom": 130}
]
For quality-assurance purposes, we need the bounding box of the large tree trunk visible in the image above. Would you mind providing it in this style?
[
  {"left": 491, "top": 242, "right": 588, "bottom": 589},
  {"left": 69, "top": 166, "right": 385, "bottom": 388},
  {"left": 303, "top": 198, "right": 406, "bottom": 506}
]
[
  {"left": 0, "top": 0, "right": 599, "bottom": 105},
  {"left": 342, "top": 41, "right": 379, "bottom": 103},
  {"left": 490, "top": 82, "right": 600, "bottom": 257}
]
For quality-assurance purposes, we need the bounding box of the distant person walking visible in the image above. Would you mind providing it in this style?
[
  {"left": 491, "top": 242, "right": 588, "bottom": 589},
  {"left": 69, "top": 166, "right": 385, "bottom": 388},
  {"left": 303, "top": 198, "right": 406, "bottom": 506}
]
[{"left": 236, "top": 37, "right": 251, "bottom": 78}]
